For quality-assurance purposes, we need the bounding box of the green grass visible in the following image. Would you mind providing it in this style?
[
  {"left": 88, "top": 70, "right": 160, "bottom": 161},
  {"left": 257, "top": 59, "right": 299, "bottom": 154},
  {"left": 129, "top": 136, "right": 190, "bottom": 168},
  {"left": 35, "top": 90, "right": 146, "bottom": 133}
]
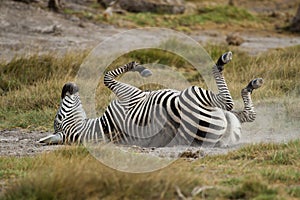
[
  {"left": 128, "top": 5, "right": 258, "bottom": 31},
  {"left": 63, "top": 5, "right": 264, "bottom": 32},
  {"left": 0, "top": 45, "right": 299, "bottom": 130},
  {"left": 0, "top": 52, "right": 87, "bottom": 130},
  {"left": 0, "top": 108, "right": 56, "bottom": 130},
  {"left": 0, "top": 140, "right": 299, "bottom": 199}
]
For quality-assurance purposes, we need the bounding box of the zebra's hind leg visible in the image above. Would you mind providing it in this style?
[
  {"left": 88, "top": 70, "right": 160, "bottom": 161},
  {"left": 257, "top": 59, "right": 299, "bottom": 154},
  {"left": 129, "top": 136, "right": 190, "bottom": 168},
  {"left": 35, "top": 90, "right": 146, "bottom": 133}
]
[
  {"left": 209, "top": 51, "right": 234, "bottom": 111},
  {"left": 246, "top": 78, "right": 264, "bottom": 92},
  {"left": 233, "top": 78, "right": 264, "bottom": 123},
  {"left": 216, "top": 51, "right": 232, "bottom": 72}
]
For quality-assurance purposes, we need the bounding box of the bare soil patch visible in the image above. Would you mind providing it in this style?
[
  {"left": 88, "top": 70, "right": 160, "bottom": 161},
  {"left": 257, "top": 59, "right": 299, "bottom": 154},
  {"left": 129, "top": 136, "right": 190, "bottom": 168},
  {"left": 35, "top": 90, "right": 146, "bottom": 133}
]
[
  {"left": 0, "top": 129, "right": 62, "bottom": 157},
  {"left": 1, "top": 1, "right": 300, "bottom": 61}
]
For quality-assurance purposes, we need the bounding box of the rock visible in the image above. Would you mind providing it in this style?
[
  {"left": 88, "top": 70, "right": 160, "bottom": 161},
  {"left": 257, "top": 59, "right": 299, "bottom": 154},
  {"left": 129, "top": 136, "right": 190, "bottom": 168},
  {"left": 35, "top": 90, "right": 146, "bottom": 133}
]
[
  {"left": 226, "top": 34, "right": 244, "bottom": 46},
  {"left": 13, "top": 0, "right": 39, "bottom": 3},
  {"left": 97, "top": 0, "right": 113, "bottom": 8},
  {"left": 179, "top": 149, "right": 203, "bottom": 159},
  {"left": 33, "top": 24, "right": 62, "bottom": 34},
  {"left": 228, "top": 0, "right": 235, "bottom": 6},
  {"left": 269, "top": 11, "right": 286, "bottom": 19},
  {"left": 185, "top": 2, "right": 197, "bottom": 14},
  {"left": 290, "top": 4, "right": 300, "bottom": 32},
  {"left": 48, "top": 0, "right": 62, "bottom": 12},
  {"left": 98, "top": 0, "right": 185, "bottom": 14}
]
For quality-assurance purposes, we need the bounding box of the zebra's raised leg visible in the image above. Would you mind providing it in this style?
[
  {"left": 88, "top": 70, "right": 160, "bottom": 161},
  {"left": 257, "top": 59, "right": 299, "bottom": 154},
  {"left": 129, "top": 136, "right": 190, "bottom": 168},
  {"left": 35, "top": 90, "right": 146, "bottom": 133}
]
[
  {"left": 232, "top": 78, "right": 264, "bottom": 123},
  {"left": 131, "top": 64, "right": 152, "bottom": 77},
  {"left": 209, "top": 51, "right": 234, "bottom": 111},
  {"left": 104, "top": 61, "right": 152, "bottom": 101}
]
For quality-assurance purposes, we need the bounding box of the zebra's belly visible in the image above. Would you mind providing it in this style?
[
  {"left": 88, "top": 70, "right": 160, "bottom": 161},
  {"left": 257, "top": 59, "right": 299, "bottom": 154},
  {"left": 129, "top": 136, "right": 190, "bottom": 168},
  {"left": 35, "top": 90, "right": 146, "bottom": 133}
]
[
  {"left": 109, "top": 99, "right": 228, "bottom": 147},
  {"left": 178, "top": 106, "right": 228, "bottom": 145},
  {"left": 105, "top": 99, "right": 169, "bottom": 145},
  {"left": 218, "top": 110, "right": 241, "bottom": 147},
  {"left": 123, "top": 102, "right": 173, "bottom": 142}
]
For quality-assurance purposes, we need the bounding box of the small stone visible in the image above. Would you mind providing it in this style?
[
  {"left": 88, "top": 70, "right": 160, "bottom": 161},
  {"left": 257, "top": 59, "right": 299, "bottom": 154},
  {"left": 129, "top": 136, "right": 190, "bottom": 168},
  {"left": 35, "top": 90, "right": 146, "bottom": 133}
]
[{"left": 226, "top": 34, "right": 244, "bottom": 46}]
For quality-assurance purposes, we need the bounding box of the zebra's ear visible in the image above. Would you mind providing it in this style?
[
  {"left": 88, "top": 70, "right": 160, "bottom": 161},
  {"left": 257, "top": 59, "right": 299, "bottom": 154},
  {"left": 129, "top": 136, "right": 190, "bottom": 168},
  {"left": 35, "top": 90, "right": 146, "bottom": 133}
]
[
  {"left": 38, "top": 133, "right": 63, "bottom": 145},
  {"left": 61, "top": 82, "right": 79, "bottom": 99}
]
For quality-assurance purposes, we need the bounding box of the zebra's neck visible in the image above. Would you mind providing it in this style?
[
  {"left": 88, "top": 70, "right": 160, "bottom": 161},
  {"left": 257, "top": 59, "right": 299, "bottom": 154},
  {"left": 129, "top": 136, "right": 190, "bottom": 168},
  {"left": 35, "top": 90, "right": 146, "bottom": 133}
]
[{"left": 73, "top": 115, "right": 112, "bottom": 144}]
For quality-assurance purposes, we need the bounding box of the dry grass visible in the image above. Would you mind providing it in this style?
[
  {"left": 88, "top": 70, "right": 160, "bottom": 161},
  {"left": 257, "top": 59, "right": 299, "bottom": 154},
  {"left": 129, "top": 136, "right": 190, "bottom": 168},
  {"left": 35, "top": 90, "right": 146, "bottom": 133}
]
[
  {"left": 0, "top": 52, "right": 87, "bottom": 130},
  {"left": 206, "top": 44, "right": 300, "bottom": 99},
  {"left": 1, "top": 140, "right": 299, "bottom": 199},
  {"left": 1, "top": 45, "right": 299, "bottom": 130}
]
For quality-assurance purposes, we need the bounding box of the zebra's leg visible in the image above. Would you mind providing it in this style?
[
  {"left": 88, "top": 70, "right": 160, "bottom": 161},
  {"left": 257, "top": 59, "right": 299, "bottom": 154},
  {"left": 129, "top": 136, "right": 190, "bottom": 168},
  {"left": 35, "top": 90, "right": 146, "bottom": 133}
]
[
  {"left": 131, "top": 64, "right": 152, "bottom": 77},
  {"left": 232, "top": 78, "right": 264, "bottom": 123},
  {"left": 104, "top": 61, "right": 152, "bottom": 101},
  {"left": 210, "top": 51, "right": 234, "bottom": 111}
]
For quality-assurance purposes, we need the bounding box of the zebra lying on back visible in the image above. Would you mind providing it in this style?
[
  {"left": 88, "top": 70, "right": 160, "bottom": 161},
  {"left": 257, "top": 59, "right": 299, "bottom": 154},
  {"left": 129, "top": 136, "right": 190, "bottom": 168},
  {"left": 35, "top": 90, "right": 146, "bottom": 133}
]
[{"left": 39, "top": 51, "right": 263, "bottom": 147}]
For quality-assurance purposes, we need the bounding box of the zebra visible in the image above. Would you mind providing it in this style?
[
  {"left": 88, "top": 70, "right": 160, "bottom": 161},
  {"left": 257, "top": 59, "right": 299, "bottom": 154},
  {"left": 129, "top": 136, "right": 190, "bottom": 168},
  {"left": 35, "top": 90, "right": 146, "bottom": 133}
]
[{"left": 39, "top": 51, "right": 263, "bottom": 147}]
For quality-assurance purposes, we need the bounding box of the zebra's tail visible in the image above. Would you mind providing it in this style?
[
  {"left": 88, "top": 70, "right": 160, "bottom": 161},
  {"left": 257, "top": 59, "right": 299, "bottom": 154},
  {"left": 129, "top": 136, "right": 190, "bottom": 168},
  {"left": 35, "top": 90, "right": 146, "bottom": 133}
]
[{"left": 39, "top": 132, "right": 64, "bottom": 145}]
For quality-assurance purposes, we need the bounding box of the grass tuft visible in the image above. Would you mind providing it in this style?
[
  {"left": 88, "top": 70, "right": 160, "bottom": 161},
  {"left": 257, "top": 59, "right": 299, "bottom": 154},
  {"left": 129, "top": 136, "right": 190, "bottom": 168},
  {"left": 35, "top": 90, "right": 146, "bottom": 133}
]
[
  {"left": 228, "top": 179, "right": 277, "bottom": 199},
  {"left": 227, "top": 140, "right": 300, "bottom": 165},
  {"left": 289, "top": 186, "right": 300, "bottom": 198}
]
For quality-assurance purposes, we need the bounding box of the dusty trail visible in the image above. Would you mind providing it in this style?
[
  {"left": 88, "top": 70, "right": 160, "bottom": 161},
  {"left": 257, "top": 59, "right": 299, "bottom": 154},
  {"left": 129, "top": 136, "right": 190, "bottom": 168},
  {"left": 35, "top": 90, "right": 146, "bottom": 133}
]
[{"left": 1, "top": 1, "right": 300, "bottom": 62}]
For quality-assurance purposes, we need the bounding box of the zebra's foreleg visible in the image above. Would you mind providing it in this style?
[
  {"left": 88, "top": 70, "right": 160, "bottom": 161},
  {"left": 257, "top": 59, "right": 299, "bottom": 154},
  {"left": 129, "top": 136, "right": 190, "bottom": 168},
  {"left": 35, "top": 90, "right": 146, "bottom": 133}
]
[
  {"left": 104, "top": 61, "right": 152, "bottom": 84},
  {"left": 104, "top": 61, "right": 152, "bottom": 101},
  {"left": 130, "top": 64, "right": 152, "bottom": 77},
  {"left": 210, "top": 51, "right": 234, "bottom": 111},
  {"left": 232, "top": 78, "right": 264, "bottom": 123}
]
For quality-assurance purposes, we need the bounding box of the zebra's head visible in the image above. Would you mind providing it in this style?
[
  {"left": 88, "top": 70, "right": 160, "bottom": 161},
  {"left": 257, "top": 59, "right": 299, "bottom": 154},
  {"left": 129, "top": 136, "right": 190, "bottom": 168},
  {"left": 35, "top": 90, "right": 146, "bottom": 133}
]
[
  {"left": 39, "top": 82, "right": 86, "bottom": 144},
  {"left": 54, "top": 82, "right": 80, "bottom": 132},
  {"left": 55, "top": 82, "right": 87, "bottom": 141}
]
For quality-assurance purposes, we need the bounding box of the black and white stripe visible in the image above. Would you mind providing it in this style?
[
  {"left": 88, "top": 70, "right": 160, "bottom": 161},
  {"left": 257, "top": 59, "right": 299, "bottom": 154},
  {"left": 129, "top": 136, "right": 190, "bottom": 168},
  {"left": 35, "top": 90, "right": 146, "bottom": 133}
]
[{"left": 39, "top": 52, "right": 263, "bottom": 147}]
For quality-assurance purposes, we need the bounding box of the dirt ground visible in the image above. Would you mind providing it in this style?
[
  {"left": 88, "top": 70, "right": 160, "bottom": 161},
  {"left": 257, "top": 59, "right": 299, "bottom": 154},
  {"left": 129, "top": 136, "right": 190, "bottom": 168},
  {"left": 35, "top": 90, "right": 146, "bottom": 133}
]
[
  {"left": 0, "top": 1, "right": 299, "bottom": 158},
  {"left": 1, "top": 1, "right": 300, "bottom": 62},
  {"left": 0, "top": 129, "right": 62, "bottom": 157}
]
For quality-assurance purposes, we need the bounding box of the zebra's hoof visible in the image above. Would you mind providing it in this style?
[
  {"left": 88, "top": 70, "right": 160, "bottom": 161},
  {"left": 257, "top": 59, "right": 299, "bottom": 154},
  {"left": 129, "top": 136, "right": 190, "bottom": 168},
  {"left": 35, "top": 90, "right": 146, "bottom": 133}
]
[
  {"left": 140, "top": 69, "right": 152, "bottom": 77},
  {"left": 246, "top": 78, "right": 264, "bottom": 92},
  {"left": 216, "top": 51, "right": 232, "bottom": 71},
  {"left": 251, "top": 78, "right": 264, "bottom": 89},
  {"left": 132, "top": 64, "right": 152, "bottom": 77},
  {"left": 222, "top": 51, "right": 232, "bottom": 64}
]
